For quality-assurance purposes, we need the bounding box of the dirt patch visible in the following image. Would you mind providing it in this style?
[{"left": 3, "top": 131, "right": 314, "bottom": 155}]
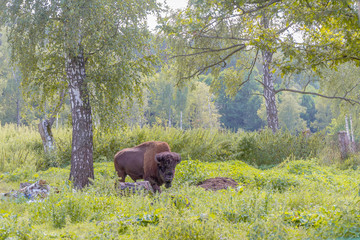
[{"left": 197, "top": 177, "right": 238, "bottom": 191}]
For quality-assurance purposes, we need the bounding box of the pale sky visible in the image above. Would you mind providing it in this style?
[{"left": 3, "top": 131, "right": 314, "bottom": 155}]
[{"left": 166, "top": 0, "right": 188, "bottom": 10}]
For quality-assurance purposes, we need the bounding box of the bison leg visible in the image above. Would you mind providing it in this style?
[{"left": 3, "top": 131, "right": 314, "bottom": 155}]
[
  {"left": 116, "top": 169, "right": 127, "bottom": 182},
  {"left": 147, "top": 177, "right": 161, "bottom": 193},
  {"left": 152, "top": 185, "right": 161, "bottom": 193}
]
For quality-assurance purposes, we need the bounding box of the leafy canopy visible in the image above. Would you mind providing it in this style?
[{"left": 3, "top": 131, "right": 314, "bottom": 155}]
[{"left": 1, "top": 0, "right": 160, "bottom": 127}]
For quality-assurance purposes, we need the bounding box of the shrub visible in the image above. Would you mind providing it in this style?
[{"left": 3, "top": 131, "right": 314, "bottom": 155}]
[
  {"left": 236, "top": 128, "right": 324, "bottom": 167},
  {"left": 173, "top": 159, "right": 207, "bottom": 185}
]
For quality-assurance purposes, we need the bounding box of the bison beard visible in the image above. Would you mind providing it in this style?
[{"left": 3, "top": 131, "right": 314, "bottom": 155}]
[{"left": 114, "top": 141, "right": 181, "bottom": 192}]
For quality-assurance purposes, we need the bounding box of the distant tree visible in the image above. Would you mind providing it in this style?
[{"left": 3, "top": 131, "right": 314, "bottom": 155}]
[
  {"left": 312, "top": 97, "right": 333, "bottom": 132},
  {"left": 0, "top": 28, "right": 22, "bottom": 126},
  {"left": 146, "top": 69, "right": 177, "bottom": 127},
  {"left": 161, "top": 0, "right": 360, "bottom": 134},
  {"left": 145, "top": 68, "right": 220, "bottom": 129},
  {"left": 215, "top": 75, "right": 263, "bottom": 131},
  {"left": 300, "top": 95, "right": 316, "bottom": 131},
  {"left": 1, "top": 0, "right": 159, "bottom": 189},
  {"left": 278, "top": 92, "right": 307, "bottom": 132},
  {"left": 185, "top": 81, "right": 220, "bottom": 129}
]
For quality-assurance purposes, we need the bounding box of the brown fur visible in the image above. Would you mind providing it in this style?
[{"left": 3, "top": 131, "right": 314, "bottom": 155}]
[{"left": 114, "top": 141, "right": 181, "bottom": 192}]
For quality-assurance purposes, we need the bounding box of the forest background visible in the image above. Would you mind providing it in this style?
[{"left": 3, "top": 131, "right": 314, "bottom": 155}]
[{"left": 0, "top": 26, "right": 357, "bottom": 136}]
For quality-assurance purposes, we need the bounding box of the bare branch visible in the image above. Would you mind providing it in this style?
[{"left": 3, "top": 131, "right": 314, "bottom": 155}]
[
  {"left": 276, "top": 88, "right": 360, "bottom": 105},
  {"left": 195, "top": 0, "right": 281, "bottom": 34},
  {"left": 49, "top": 89, "right": 66, "bottom": 125},
  {"left": 245, "top": 0, "right": 282, "bottom": 13},
  {"left": 243, "top": 49, "right": 259, "bottom": 85},
  {"left": 303, "top": 76, "right": 311, "bottom": 91},
  {"left": 172, "top": 43, "right": 246, "bottom": 59},
  {"left": 180, "top": 45, "right": 247, "bottom": 80},
  {"left": 276, "top": 22, "right": 294, "bottom": 35},
  {"left": 197, "top": 34, "right": 250, "bottom": 41}
]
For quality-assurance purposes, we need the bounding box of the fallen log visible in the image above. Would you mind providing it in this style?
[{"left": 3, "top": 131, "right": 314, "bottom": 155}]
[
  {"left": 1, "top": 179, "right": 51, "bottom": 200},
  {"left": 115, "top": 181, "right": 154, "bottom": 195}
]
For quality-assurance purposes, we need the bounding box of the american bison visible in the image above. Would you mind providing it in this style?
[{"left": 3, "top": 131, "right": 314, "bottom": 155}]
[{"left": 114, "top": 141, "right": 181, "bottom": 192}]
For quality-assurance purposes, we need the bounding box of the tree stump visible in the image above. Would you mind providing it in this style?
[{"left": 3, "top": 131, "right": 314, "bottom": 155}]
[
  {"left": 38, "top": 119, "right": 56, "bottom": 153},
  {"left": 338, "top": 131, "right": 351, "bottom": 160}
]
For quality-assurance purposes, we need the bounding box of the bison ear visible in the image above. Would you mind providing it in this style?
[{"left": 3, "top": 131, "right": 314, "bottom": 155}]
[
  {"left": 173, "top": 153, "right": 181, "bottom": 164},
  {"left": 155, "top": 154, "right": 162, "bottom": 165}
]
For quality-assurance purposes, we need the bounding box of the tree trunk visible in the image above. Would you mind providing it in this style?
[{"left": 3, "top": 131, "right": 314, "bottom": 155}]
[
  {"left": 350, "top": 114, "right": 356, "bottom": 151},
  {"left": 180, "top": 111, "right": 183, "bottom": 130},
  {"left": 261, "top": 14, "right": 279, "bottom": 133},
  {"left": 168, "top": 107, "right": 172, "bottom": 128},
  {"left": 12, "top": 68, "right": 21, "bottom": 127},
  {"left": 338, "top": 131, "right": 350, "bottom": 160},
  {"left": 38, "top": 118, "right": 56, "bottom": 153},
  {"left": 345, "top": 115, "right": 350, "bottom": 140},
  {"left": 262, "top": 49, "right": 279, "bottom": 133},
  {"left": 66, "top": 52, "right": 94, "bottom": 189}
]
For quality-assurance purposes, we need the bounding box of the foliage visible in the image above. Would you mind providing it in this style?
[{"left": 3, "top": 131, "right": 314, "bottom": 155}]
[
  {"left": 0, "top": 124, "right": 332, "bottom": 177},
  {"left": 173, "top": 159, "right": 207, "bottom": 185},
  {"left": 1, "top": 125, "right": 360, "bottom": 238},
  {"left": 144, "top": 69, "right": 221, "bottom": 129},
  {"left": 277, "top": 92, "right": 307, "bottom": 132},
  {"left": 1, "top": 0, "right": 160, "bottom": 128},
  {"left": 235, "top": 128, "right": 324, "bottom": 167},
  {"left": 312, "top": 97, "right": 333, "bottom": 132},
  {"left": 213, "top": 73, "right": 264, "bottom": 131}
]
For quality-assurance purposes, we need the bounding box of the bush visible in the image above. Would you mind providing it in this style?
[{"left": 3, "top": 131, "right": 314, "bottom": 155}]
[
  {"left": 174, "top": 159, "right": 207, "bottom": 185},
  {"left": 93, "top": 126, "right": 239, "bottom": 163},
  {"left": 0, "top": 124, "right": 331, "bottom": 173},
  {"left": 236, "top": 128, "right": 325, "bottom": 167}
]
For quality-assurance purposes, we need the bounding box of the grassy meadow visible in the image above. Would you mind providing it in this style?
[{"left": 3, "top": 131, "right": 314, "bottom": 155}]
[{"left": 1, "top": 124, "right": 360, "bottom": 239}]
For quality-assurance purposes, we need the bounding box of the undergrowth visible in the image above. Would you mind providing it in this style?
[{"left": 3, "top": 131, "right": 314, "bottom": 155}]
[
  {"left": 1, "top": 124, "right": 328, "bottom": 172},
  {"left": 0, "top": 160, "right": 360, "bottom": 239},
  {"left": 1, "top": 124, "right": 360, "bottom": 239}
]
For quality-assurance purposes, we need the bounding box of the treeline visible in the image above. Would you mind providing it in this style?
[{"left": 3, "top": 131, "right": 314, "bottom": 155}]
[{"left": 1, "top": 29, "right": 360, "bottom": 139}]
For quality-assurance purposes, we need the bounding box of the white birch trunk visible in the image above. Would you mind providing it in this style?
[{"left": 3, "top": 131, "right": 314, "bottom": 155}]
[
  {"left": 38, "top": 118, "right": 56, "bottom": 153},
  {"left": 350, "top": 114, "right": 356, "bottom": 151},
  {"left": 180, "top": 111, "right": 183, "bottom": 130},
  {"left": 66, "top": 51, "right": 94, "bottom": 189},
  {"left": 345, "top": 115, "right": 350, "bottom": 141}
]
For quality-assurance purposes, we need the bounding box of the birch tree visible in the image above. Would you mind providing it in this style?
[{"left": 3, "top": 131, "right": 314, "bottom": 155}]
[
  {"left": 160, "top": 0, "right": 291, "bottom": 132},
  {"left": 160, "top": 0, "right": 360, "bottom": 133},
  {"left": 1, "top": 0, "right": 159, "bottom": 189}
]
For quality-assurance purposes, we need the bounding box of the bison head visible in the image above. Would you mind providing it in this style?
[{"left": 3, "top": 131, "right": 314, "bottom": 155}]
[{"left": 155, "top": 152, "right": 181, "bottom": 188}]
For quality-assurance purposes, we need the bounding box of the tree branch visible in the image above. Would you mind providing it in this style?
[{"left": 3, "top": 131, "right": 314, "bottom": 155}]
[
  {"left": 172, "top": 43, "right": 246, "bottom": 59},
  {"left": 243, "top": 48, "right": 259, "bottom": 85},
  {"left": 48, "top": 89, "right": 66, "bottom": 125},
  {"left": 180, "top": 45, "right": 247, "bottom": 80},
  {"left": 276, "top": 88, "right": 360, "bottom": 105},
  {"left": 196, "top": 34, "right": 250, "bottom": 41}
]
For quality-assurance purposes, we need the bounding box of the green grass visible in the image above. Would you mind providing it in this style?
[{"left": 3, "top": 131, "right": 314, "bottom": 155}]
[
  {"left": 1, "top": 125, "right": 360, "bottom": 239},
  {"left": 1, "top": 160, "right": 360, "bottom": 239}
]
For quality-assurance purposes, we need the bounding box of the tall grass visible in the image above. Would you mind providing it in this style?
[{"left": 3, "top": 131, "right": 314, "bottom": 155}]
[
  {"left": 1, "top": 124, "right": 334, "bottom": 173},
  {"left": 1, "top": 124, "right": 360, "bottom": 239},
  {"left": 0, "top": 124, "right": 41, "bottom": 173}
]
